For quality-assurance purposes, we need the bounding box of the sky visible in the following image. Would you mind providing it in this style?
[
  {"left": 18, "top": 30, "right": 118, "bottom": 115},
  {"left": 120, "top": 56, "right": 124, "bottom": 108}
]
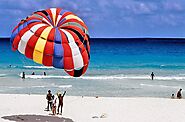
[{"left": 1, "top": 0, "right": 185, "bottom": 38}]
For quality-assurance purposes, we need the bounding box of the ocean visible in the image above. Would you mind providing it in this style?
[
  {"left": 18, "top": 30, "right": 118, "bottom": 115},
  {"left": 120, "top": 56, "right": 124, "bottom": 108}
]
[{"left": 1, "top": 38, "right": 185, "bottom": 98}]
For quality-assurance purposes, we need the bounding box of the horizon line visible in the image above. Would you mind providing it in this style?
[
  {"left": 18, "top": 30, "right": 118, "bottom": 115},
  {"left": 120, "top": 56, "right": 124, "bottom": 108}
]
[{"left": 2, "top": 37, "right": 185, "bottom": 40}]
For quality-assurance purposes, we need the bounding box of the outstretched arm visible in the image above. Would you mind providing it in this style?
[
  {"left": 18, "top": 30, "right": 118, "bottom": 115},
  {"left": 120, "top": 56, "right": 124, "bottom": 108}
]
[{"left": 62, "top": 91, "right": 66, "bottom": 97}]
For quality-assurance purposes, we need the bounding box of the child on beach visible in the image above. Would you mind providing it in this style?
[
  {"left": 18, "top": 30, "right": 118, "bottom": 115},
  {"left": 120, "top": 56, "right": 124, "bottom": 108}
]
[
  {"left": 52, "top": 95, "right": 57, "bottom": 115},
  {"left": 171, "top": 94, "right": 175, "bottom": 99}
]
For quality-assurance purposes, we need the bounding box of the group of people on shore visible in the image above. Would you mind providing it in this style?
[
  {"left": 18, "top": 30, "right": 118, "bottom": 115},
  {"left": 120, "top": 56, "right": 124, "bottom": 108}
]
[
  {"left": 150, "top": 72, "right": 183, "bottom": 99},
  {"left": 21, "top": 72, "right": 47, "bottom": 79},
  {"left": 171, "top": 89, "right": 183, "bottom": 99},
  {"left": 46, "top": 90, "right": 66, "bottom": 115}
]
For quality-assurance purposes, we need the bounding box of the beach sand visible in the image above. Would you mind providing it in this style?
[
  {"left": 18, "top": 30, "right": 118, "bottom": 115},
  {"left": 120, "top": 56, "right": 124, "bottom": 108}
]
[{"left": 0, "top": 94, "right": 185, "bottom": 122}]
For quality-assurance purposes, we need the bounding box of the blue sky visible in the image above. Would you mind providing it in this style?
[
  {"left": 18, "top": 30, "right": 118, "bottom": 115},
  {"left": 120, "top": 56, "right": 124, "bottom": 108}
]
[{"left": 1, "top": 0, "right": 185, "bottom": 38}]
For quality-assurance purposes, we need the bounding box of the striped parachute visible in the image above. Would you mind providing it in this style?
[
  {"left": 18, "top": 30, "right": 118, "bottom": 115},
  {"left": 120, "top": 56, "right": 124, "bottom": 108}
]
[{"left": 10, "top": 8, "right": 90, "bottom": 77}]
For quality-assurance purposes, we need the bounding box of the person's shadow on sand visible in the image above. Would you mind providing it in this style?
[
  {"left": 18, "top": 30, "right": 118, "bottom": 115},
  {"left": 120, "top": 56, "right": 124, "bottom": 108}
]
[{"left": 2, "top": 114, "right": 74, "bottom": 122}]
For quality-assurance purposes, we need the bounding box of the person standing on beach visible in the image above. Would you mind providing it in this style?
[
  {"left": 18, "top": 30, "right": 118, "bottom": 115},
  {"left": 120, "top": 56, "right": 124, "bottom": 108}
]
[
  {"left": 57, "top": 91, "right": 66, "bottom": 115},
  {"left": 151, "top": 72, "right": 154, "bottom": 80},
  {"left": 46, "top": 90, "right": 53, "bottom": 111},
  {"left": 44, "top": 72, "right": 46, "bottom": 76},
  {"left": 22, "top": 72, "right": 25, "bottom": 79},
  {"left": 177, "top": 89, "right": 182, "bottom": 99},
  {"left": 31, "top": 72, "right": 35, "bottom": 75}
]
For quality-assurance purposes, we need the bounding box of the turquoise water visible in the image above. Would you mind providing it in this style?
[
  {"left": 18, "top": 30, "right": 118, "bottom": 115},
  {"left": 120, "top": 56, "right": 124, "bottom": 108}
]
[{"left": 1, "top": 38, "right": 185, "bottom": 97}]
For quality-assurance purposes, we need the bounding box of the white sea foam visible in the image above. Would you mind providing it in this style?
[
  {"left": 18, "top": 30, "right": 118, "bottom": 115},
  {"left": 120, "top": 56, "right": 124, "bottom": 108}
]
[
  {"left": 8, "top": 87, "right": 23, "bottom": 89},
  {"left": 24, "top": 66, "right": 54, "bottom": 69},
  {"left": 29, "top": 83, "right": 72, "bottom": 89},
  {"left": 24, "top": 75, "right": 72, "bottom": 79},
  {"left": 31, "top": 86, "right": 46, "bottom": 88},
  {"left": 155, "top": 76, "right": 185, "bottom": 80},
  {"left": 58, "top": 85, "right": 72, "bottom": 88},
  {"left": 140, "top": 83, "right": 181, "bottom": 89},
  {"left": 19, "top": 74, "right": 185, "bottom": 81},
  {"left": 0, "top": 74, "right": 6, "bottom": 77},
  {"left": 50, "top": 83, "right": 72, "bottom": 88},
  {"left": 80, "top": 75, "right": 185, "bottom": 80}
]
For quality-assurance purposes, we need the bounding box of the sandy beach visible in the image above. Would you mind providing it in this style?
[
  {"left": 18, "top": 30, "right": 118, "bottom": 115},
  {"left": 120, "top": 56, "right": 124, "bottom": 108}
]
[{"left": 0, "top": 94, "right": 185, "bottom": 122}]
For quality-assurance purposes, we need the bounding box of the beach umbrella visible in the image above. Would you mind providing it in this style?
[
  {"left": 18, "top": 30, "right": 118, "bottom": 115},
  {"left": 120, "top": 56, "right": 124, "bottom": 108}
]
[{"left": 10, "top": 8, "right": 90, "bottom": 77}]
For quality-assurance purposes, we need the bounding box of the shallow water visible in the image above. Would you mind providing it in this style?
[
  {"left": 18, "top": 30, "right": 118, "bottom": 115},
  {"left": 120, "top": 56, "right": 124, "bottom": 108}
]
[{"left": 1, "top": 38, "right": 185, "bottom": 97}]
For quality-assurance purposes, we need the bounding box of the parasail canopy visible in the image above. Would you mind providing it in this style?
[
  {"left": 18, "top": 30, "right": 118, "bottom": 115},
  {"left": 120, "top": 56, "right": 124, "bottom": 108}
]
[{"left": 10, "top": 8, "right": 90, "bottom": 77}]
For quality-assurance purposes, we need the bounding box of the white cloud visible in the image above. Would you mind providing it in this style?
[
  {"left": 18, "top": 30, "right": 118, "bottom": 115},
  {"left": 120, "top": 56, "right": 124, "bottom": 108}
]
[
  {"left": 1, "top": 0, "right": 185, "bottom": 37},
  {"left": 162, "top": 1, "right": 184, "bottom": 12}
]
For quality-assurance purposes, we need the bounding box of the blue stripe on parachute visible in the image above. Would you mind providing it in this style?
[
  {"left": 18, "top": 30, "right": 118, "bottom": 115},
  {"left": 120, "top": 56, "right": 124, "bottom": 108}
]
[
  {"left": 23, "top": 21, "right": 27, "bottom": 28},
  {"left": 60, "top": 10, "right": 69, "bottom": 16},
  {"left": 10, "top": 28, "right": 18, "bottom": 44},
  {"left": 27, "top": 19, "right": 42, "bottom": 25},
  {"left": 57, "top": 10, "right": 68, "bottom": 26},
  {"left": 10, "top": 21, "right": 26, "bottom": 44},
  {"left": 47, "top": 15, "right": 54, "bottom": 26},
  {"left": 18, "top": 23, "right": 24, "bottom": 33},
  {"left": 53, "top": 28, "right": 64, "bottom": 68}
]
